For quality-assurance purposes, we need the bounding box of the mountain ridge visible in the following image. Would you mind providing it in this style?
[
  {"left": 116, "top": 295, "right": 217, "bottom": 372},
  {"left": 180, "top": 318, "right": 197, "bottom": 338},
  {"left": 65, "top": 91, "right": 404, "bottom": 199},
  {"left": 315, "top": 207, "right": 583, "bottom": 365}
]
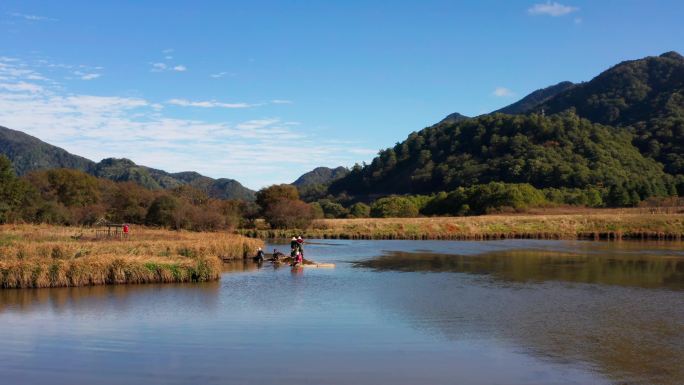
[
  {"left": 495, "top": 81, "right": 575, "bottom": 115},
  {"left": 518, "top": 51, "right": 684, "bottom": 175},
  {"left": 292, "top": 166, "right": 349, "bottom": 187},
  {"left": 0, "top": 126, "right": 256, "bottom": 201},
  {"left": 329, "top": 51, "right": 684, "bottom": 201}
]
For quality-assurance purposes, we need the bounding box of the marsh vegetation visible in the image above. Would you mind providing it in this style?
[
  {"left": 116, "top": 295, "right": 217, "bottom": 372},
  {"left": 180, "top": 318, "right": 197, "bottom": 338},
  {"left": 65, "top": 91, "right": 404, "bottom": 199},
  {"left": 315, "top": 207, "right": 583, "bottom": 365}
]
[{"left": 0, "top": 225, "right": 262, "bottom": 288}]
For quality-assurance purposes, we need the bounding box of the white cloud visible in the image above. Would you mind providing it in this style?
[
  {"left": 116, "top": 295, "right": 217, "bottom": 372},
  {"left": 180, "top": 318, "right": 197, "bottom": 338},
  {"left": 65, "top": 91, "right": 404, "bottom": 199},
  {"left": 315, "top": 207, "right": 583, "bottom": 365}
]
[
  {"left": 0, "top": 82, "right": 44, "bottom": 93},
  {"left": 73, "top": 71, "right": 101, "bottom": 80},
  {"left": 8, "top": 12, "right": 56, "bottom": 21},
  {"left": 527, "top": 2, "right": 578, "bottom": 17},
  {"left": 167, "top": 98, "right": 293, "bottom": 108},
  {"left": 167, "top": 98, "right": 255, "bottom": 109},
  {"left": 150, "top": 62, "right": 167, "bottom": 72},
  {"left": 0, "top": 62, "right": 47, "bottom": 81},
  {"left": 236, "top": 119, "right": 281, "bottom": 130},
  {"left": 0, "top": 57, "right": 373, "bottom": 189},
  {"left": 210, "top": 72, "right": 228, "bottom": 78},
  {"left": 164, "top": 55, "right": 173, "bottom": 60},
  {"left": 493, "top": 87, "right": 515, "bottom": 97},
  {"left": 151, "top": 62, "right": 186, "bottom": 72},
  {"left": 80, "top": 73, "right": 101, "bottom": 80},
  {"left": 162, "top": 49, "right": 174, "bottom": 54}
]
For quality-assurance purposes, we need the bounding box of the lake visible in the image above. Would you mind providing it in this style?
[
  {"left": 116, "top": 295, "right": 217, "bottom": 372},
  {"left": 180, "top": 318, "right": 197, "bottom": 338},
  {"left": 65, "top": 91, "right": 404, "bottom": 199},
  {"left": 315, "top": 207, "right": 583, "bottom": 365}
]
[{"left": 0, "top": 239, "right": 682, "bottom": 385}]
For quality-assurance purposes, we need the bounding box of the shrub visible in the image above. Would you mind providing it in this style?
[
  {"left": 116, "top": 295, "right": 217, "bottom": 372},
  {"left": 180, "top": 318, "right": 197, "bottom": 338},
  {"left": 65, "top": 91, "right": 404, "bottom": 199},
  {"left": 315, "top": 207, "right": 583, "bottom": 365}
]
[
  {"left": 348, "top": 202, "right": 371, "bottom": 218},
  {"left": 371, "top": 196, "right": 419, "bottom": 218},
  {"left": 317, "top": 199, "right": 349, "bottom": 218},
  {"left": 422, "top": 182, "right": 549, "bottom": 216}
]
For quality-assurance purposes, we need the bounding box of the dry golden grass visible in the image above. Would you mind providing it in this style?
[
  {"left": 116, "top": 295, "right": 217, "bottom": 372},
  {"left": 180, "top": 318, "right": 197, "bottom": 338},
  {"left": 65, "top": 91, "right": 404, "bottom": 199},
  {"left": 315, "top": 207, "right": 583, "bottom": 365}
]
[
  {"left": 0, "top": 224, "right": 263, "bottom": 289},
  {"left": 239, "top": 211, "right": 684, "bottom": 240}
]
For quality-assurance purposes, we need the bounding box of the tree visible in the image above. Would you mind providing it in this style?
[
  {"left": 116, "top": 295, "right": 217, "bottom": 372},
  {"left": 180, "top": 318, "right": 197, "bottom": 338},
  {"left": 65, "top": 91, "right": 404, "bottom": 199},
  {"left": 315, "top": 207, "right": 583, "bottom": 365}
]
[
  {"left": 309, "top": 202, "right": 325, "bottom": 219},
  {"left": 607, "top": 185, "right": 632, "bottom": 207},
  {"left": 264, "top": 200, "right": 314, "bottom": 229},
  {"left": 107, "top": 182, "right": 155, "bottom": 223},
  {"left": 256, "top": 184, "right": 300, "bottom": 213},
  {"left": 26, "top": 169, "right": 101, "bottom": 207},
  {"left": 146, "top": 195, "right": 180, "bottom": 228},
  {"left": 0, "top": 155, "right": 26, "bottom": 223}
]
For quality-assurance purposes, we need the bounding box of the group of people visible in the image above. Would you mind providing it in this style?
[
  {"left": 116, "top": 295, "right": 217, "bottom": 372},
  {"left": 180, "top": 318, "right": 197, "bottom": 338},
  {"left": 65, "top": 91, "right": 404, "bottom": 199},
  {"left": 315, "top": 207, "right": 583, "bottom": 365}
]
[
  {"left": 252, "top": 236, "right": 305, "bottom": 266},
  {"left": 290, "top": 236, "right": 305, "bottom": 265}
]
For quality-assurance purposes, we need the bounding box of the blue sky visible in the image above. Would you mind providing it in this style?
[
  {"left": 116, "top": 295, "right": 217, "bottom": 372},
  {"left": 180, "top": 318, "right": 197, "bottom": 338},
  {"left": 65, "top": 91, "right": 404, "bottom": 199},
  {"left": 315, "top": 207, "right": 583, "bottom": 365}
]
[{"left": 0, "top": 1, "right": 682, "bottom": 189}]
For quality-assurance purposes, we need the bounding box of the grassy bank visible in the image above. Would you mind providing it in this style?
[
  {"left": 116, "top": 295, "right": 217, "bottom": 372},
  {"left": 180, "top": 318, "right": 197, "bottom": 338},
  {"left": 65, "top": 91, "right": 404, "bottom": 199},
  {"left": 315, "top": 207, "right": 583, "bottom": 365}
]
[
  {"left": 0, "top": 225, "right": 263, "bottom": 289},
  {"left": 238, "top": 212, "right": 684, "bottom": 240}
]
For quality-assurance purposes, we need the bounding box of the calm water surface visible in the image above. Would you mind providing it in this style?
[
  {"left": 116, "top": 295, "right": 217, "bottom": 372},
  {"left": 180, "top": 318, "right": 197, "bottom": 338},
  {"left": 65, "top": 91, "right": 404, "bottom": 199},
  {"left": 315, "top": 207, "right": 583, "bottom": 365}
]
[{"left": 0, "top": 239, "right": 682, "bottom": 385}]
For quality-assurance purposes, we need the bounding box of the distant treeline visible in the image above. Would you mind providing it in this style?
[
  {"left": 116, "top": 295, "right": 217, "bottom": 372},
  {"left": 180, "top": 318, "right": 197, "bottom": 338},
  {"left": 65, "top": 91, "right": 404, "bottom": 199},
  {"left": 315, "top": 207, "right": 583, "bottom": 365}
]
[
  {"left": 0, "top": 155, "right": 257, "bottom": 230},
  {"left": 2, "top": 154, "right": 682, "bottom": 231},
  {"left": 308, "top": 182, "right": 682, "bottom": 219}
]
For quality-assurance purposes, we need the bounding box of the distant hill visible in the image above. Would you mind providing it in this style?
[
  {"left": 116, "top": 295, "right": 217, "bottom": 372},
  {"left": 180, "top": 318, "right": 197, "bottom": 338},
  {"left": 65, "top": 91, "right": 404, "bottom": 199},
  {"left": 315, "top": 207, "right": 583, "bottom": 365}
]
[
  {"left": 0, "top": 126, "right": 255, "bottom": 200},
  {"left": 436, "top": 83, "right": 572, "bottom": 125},
  {"left": 92, "top": 158, "right": 166, "bottom": 190},
  {"left": 172, "top": 171, "right": 256, "bottom": 201},
  {"left": 438, "top": 112, "right": 470, "bottom": 125},
  {"left": 0, "top": 126, "right": 94, "bottom": 175},
  {"left": 529, "top": 52, "right": 684, "bottom": 125},
  {"left": 495, "top": 81, "right": 575, "bottom": 115},
  {"left": 292, "top": 166, "right": 349, "bottom": 187}
]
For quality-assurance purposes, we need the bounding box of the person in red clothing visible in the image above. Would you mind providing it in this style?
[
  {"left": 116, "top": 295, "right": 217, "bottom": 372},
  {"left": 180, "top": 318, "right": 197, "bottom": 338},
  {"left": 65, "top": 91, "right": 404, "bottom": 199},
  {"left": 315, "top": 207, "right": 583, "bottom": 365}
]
[
  {"left": 296, "top": 236, "right": 304, "bottom": 258},
  {"left": 123, "top": 224, "right": 130, "bottom": 239}
]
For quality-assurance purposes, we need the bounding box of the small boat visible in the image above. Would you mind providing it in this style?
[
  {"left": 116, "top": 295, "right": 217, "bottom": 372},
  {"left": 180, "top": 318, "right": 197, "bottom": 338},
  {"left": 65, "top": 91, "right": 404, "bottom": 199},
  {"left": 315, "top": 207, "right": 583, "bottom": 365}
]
[{"left": 301, "top": 263, "right": 336, "bottom": 268}]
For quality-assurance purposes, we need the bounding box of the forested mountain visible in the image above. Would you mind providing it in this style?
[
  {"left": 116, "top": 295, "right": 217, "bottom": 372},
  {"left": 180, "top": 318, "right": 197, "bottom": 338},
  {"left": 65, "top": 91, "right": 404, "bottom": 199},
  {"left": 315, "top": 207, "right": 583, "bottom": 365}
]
[
  {"left": 0, "top": 126, "right": 94, "bottom": 175},
  {"left": 292, "top": 166, "right": 349, "bottom": 187},
  {"left": 0, "top": 126, "right": 255, "bottom": 200},
  {"left": 329, "top": 113, "right": 675, "bottom": 198},
  {"left": 330, "top": 51, "right": 684, "bottom": 202},
  {"left": 521, "top": 51, "right": 684, "bottom": 175},
  {"left": 495, "top": 81, "right": 575, "bottom": 115},
  {"left": 530, "top": 52, "right": 683, "bottom": 125}
]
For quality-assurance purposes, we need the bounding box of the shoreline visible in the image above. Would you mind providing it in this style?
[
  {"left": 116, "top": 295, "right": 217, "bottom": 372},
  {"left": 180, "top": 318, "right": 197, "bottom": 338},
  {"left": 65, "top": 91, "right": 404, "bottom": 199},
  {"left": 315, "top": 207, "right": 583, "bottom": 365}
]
[{"left": 237, "top": 213, "right": 684, "bottom": 241}]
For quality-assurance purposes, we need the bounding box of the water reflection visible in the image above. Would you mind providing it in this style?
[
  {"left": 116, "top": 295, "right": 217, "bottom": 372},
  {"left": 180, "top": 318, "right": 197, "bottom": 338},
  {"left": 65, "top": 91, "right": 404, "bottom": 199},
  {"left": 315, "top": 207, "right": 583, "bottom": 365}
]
[
  {"left": 0, "top": 281, "right": 220, "bottom": 314},
  {"left": 222, "top": 259, "right": 262, "bottom": 273},
  {"left": 357, "top": 249, "right": 684, "bottom": 289},
  {"left": 356, "top": 246, "right": 684, "bottom": 385},
  {"left": 0, "top": 240, "right": 682, "bottom": 385}
]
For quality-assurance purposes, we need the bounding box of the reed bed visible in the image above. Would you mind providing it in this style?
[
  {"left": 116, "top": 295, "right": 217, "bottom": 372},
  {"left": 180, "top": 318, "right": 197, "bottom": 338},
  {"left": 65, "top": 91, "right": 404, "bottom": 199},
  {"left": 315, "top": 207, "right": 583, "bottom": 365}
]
[
  {"left": 239, "top": 213, "right": 684, "bottom": 241},
  {"left": 0, "top": 225, "right": 263, "bottom": 289}
]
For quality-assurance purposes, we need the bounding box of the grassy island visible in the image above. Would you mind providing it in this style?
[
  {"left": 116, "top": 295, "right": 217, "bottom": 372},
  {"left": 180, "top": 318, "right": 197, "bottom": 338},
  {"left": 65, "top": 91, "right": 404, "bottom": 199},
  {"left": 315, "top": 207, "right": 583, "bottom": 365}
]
[{"left": 0, "top": 225, "right": 263, "bottom": 289}]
